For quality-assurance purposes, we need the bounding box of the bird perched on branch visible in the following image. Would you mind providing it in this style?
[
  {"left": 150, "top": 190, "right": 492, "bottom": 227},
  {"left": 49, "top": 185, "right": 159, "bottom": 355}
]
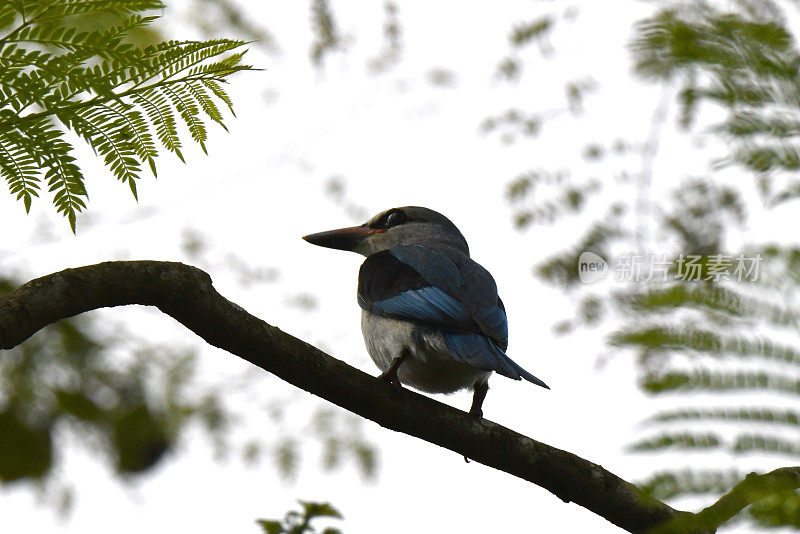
[{"left": 303, "top": 206, "right": 549, "bottom": 418}]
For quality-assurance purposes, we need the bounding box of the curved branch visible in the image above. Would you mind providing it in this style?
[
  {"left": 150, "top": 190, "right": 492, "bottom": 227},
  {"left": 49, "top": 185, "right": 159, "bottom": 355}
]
[{"left": 0, "top": 261, "right": 793, "bottom": 533}]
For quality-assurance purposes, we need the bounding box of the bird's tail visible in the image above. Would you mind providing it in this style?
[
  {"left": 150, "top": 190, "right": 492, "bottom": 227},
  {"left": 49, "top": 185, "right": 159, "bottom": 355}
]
[
  {"left": 481, "top": 338, "right": 550, "bottom": 389},
  {"left": 503, "top": 356, "right": 550, "bottom": 389},
  {"left": 444, "top": 333, "right": 550, "bottom": 389}
]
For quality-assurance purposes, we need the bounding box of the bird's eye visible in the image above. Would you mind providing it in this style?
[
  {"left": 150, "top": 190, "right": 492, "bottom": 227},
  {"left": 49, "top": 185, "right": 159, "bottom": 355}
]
[{"left": 383, "top": 210, "right": 407, "bottom": 228}]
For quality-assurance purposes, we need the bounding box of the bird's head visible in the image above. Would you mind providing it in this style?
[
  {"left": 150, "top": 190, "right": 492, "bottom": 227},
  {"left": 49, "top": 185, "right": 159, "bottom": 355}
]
[{"left": 303, "top": 206, "right": 469, "bottom": 256}]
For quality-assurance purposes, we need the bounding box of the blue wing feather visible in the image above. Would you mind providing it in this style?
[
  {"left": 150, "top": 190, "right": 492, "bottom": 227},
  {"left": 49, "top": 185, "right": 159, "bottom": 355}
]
[
  {"left": 386, "top": 245, "right": 509, "bottom": 348},
  {"left": 371, "top": 287, "right": 474, "bottom": 331}
]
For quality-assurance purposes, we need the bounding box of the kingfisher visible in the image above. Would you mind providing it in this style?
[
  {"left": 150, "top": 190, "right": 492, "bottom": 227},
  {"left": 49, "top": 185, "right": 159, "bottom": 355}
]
[{"left": 303, "top": 206, "right": 549, "bottom": 418}]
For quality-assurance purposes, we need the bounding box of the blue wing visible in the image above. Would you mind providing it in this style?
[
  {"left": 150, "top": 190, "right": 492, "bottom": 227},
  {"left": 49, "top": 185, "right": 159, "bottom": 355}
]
[
  {"left": 358, "top": 246, "right": 549, "bottom": 388},
  {"left": 357, "top": 245, "right": 507, "bottom": 346},
  {"left": 369, "top": 286, "right": 475, "bottom": 332}
]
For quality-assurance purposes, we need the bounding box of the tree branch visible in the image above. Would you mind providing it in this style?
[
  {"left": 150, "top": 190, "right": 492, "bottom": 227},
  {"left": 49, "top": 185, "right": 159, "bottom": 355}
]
[
  {"left": 650, "top": 467, "right": 800, "bottom": 533},
  {"left": 0, "top": 261, "right": 795, "bottom": 532}
]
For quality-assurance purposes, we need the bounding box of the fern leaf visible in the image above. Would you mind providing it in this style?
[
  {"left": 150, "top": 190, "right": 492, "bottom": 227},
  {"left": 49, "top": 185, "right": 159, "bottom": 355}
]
[
  {"left": 105, "top": 100, "right": 158, "bottom": 176},
  {"left": 647, "top": 407, "right": 800, "bottom": 428},
  {"left": 184, "top": 81, "right": 226, "bottom": 129},
  {"left": 26, "top": 1, "right": 164, "bottom": 21},
  {"left": 17, "top": 119, "right": 86, "bottom": 232},
  {"left": 610, "top": 326, "right": 800, "bottom": 366},
  {"left": 0, "top": 1, "right": 251, "bottom": 228},
  {"left": 134, "top": 89, "right": 184, "bottom": 162},
  {"left": 59, "top": 105, "right": 142, "bottom": 196},
  {"left": 201, "top": 79, "right": 235, "bottom": 115},
  {"left": 0, "top": 130, "right": 40, "bottom": 212},
  {"left": 628, "top": 432, "right": 722, "bottom": 452},
  {"left": 161, "top": 84, "right": 206, "bottom": 153},
  {"left": 638, "top": 469, "right": 741, "bottom": 500},
  {"left": 732, "top": 433, "right": 800, "bottom": 457},
  {"left": 642, "top": 369, "right": 800, "bottom": 395}
]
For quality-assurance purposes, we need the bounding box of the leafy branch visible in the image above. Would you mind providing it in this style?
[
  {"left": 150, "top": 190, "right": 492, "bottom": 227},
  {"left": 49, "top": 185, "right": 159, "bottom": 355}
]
[
  {"left": 257, "top": 501, "right": 343, "bottom": 534},
  {"left": 0, "top": 0, "right": 252, "bottom": 232}
]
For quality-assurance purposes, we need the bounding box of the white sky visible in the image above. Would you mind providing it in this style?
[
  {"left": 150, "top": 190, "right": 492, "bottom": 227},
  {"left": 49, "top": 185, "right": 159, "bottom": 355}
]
[{"left": 2, "top": 1, "right": 798, "bottom": 533}]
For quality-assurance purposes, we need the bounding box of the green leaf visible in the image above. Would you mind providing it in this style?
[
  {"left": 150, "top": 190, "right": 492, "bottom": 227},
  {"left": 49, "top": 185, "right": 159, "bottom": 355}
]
[
  {"left": 255, "top": 520, "right": 284, "bottom": 534},
  {"left": 300, "top": 501, "right": 343, "bottom": 520},
  {"left": 0, "top": 409, "right": 52, "bottom": 482}
]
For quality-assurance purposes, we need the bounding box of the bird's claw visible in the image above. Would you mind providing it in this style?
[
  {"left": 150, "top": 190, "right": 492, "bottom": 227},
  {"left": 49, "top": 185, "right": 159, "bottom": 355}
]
[
  {"left": 468, "top": 407, "right": 483, "bottom": 419},
  {"left": 378, "top": 370, "right": 403, "bottom": 390},
  {"left": 378, "top": 352, "right": 408, "bottom": 390}
]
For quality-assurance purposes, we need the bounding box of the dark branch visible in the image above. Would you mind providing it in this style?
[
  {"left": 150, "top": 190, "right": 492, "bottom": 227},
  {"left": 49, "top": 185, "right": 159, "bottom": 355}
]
[{"left": 0, "top": 261, "right": 794, "bottom": 533}]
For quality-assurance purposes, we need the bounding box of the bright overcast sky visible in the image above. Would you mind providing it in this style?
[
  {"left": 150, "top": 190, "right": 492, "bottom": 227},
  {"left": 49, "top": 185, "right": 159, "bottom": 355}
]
[{"left": 2, "top": 1, "right": 792, "bottom": 533}]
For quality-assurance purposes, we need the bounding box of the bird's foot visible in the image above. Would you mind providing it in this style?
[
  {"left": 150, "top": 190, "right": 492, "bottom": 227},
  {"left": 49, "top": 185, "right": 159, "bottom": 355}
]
[
  {"left": 378, "top": 352, "right": 408, "bottom": 390},
  {"left": 468, "top": 406, "right": 483, "bottom": 419},
  {"left": 468, "top": 379, "right": 489, "bottom": 420},
  {"left": 377, "top": 368, "right": 403, "bottom": 390}
]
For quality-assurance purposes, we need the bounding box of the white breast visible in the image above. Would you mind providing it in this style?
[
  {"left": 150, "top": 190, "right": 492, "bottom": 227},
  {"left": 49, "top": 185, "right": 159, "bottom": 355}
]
[{"left": 361, "top": 310, "right": 490, "bottom": 394}]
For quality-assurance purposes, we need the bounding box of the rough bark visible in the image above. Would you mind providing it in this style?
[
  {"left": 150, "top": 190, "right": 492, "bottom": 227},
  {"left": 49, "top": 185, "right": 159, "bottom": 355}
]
[{"left": 0, "top": 261, "right": 797, "bottom": 533}]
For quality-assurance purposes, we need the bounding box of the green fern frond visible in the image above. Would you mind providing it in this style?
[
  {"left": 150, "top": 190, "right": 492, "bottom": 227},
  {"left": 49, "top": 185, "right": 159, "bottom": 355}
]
[
  {"left": 104, "top": 100, "right": 158, "bottom": 175},
  {"left": 731, "top": 433, "right": 800, "bottom": 456},
  {"left": 623, "top": 284, "right": 800, "bottom": 328},
  {"left": 611, "top": 325, "right": 800, "bottom": 365},
  {"left": 647, "top": 407, "right": 800, "bottom": 428},
  {"left": 134, "top": 88, "right": 184, "bottom": 162},
  {"left": 0, "top": 130, "right": 40, "bottom": 212},
  {"left": 19, "top": 118, "right": 86, "bottom": 232},
  {"left": 201, "top": 79, "right": 234, "bottom": 115},
  {"left": 59, "top": 104, "right": 143, "bottom": 197},
  {"left": 641, "top": 369, "right": 800, "bottom": 395},
  {"left": 184, "top": 81, "right": 226, "bottom": 129},
  {"left": 0, "top": 5, "right": 18, "bottom": 32},
  {"left": 161, "top": 84, "right": 206, "bottom": 153},
  {"left": 631, "top": 4, "right": 800, "bottom": 203},
  {"left": 0, "top": 0, "right": 251, "bottom": 230},
  {"left": 6, "top": 14, "right": 154, "bottom": 66},
  {"left": 638, "top": 469, "right": 741, "bottom": 500},
  {"left": 13, "top": 1, "right": 163, "bottom": 22},
  {"left": 628, "top": 432, "right": 722, "bottom": 452}
]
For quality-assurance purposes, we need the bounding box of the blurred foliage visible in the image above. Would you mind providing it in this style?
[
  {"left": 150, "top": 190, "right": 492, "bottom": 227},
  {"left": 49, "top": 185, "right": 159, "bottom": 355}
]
[
  {"left": 257, "top": 501, "right": 343, "bottom": 534},
  {"left": 496, "top": 14, "right": 557, "bottom": 79},
  {"left": 505, "top": 170, "right": 601, "bottom": 227},
  {"left": 324, "top": 176, "right": 368, "bottom": 222},
  {"left": 0, "top": 0, "right": 251, "bottom": 231},
  {"left": 481, "top": 109, "right": 542, "bottom": 144},
  {"left": 310, "top": 0, "right": 341, "bottom": 67},
  {"left": 184, "top": 0, "right": 277, "bottom": 51},
  {"left": 0, "top": 238, "right": 378, "bottom": 509},
  {"left": 631, "top": 1, "right": 800, "bottom": 205},
  {"left": 495, "top": 0, "right": 800, "bottom": 529},
  {"left": 367, "top": 2, "right": 401, "bottom": 74},
  {"left": 0, "top": 282, "right": 208, "bottom": 484},
  {"left": 640, "top": 469, "right": 743, "bottom": 501}
]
